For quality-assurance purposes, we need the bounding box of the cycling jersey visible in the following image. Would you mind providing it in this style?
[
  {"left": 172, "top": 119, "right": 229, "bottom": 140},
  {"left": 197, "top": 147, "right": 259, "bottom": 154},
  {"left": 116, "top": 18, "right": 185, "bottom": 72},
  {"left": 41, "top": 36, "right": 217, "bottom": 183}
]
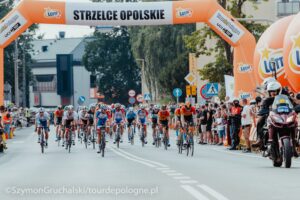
[
  {"left": 114, "top": 109, "right": 125, "bottom": 123},
  {"left": 137, "top": 109, "right": 148, "bottom": 124},
  {"left": 54, "top": 109, "right": 64, "bottom": 118},
  {"left": 87, "top": 110, "right": 95, "bottom": 125},
  {"left": 96, "top": 111, "right": 108, "bottom": 127},
  {"left": 63, "top": 111, "right": 78, "bottom": 127},
  {"left": 158, "top": 110, "right": 170, "bottom": 121},
  {"left": 126, "top": 111, "right": 136, "bottom": 120},
  {"left": 36, "top": 112, "right": 50, "bottom": 128},
  {"left": 180, "top": 106, "right": 196, "bottom": 116}
]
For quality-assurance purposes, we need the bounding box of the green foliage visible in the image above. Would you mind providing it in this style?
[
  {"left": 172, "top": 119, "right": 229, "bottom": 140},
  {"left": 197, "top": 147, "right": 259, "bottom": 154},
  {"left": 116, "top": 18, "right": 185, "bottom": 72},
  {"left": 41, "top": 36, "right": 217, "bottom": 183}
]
[
  {"left": 184, "top": 0, "right": 269, "bottom": 100},
  {"left": 129, "top": 24, "right": 195, "bottom": 100},
  {"left": 83, "top": 27, "right": 141, "bottom": 104}
]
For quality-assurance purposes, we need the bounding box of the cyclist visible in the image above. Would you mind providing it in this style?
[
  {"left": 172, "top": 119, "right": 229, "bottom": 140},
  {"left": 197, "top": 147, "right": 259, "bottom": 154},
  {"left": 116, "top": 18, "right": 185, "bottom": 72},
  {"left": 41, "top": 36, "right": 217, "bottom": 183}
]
[
  {"left": 158, "top": 105, "right": 171, "bottom": 147},
  {"left": 78, "top": 106, "right": 89, "bottom": 143},
  {"left": 35, "top": 107, "right": 50, "bottom": 146},
  {"left": 95, "top": 105, "right": 110, "bottom": 154},
  {"left": 180, "top": 102, "right": 196, "bottom": 144},
  {"left": 54, "top": 105, "right": 64, "bottom": 141},
  {"left": 137, "top": 104, "right": 149, "bottom": 144},
  {"left": 151, "top": 105, "right": 160, "bottom": 145},
  {"left": 87, "top": 104, "right": 96, "bottom": 142},
  {"left": 174, "top": 105, "right": 182, "bottom": 144},
  {"left": 113, "top": 103, "right": 125, "bottom": 143},
  {"left": 62, "top": 105, "right": 78, "bottom": 147},
  {"left": 126, "top": 107, "right": 137, "bottom": 143}
]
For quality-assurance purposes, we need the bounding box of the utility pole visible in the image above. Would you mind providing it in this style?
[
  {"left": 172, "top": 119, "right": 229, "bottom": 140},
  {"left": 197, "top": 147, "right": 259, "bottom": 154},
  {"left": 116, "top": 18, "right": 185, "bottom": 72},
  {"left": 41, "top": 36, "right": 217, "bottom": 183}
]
[
  {"left": 22, "top": 50, "right": 26, "bottom": 107},
  {"left": 14, "top": 38, "right": 19, "bottom": 107}
]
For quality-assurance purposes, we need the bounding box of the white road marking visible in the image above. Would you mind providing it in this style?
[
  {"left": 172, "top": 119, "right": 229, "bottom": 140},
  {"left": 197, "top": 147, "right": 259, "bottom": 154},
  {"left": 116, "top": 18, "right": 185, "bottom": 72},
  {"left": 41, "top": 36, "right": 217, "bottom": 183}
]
[
  {"left": 180, "top": 180, "right": 198, "bottom": 184},
  {"left": 109, "top": 147, "right": 156, "bottom": 168},
  {"left": 167, "top": 173, "right": 183, "bottom": 176},
  {"left": 12, "top": 141, "right": 24, "bottom": 144},
  {"left": 113, "top": 147, "right": 168, "bottom": 168},
  {"left": 156, "top": 167, "right": 170, "bottom": 171},
  {"left": 198, "top": 185, "right": 229, "bottom": 200},
  {"left": 161, "top": 170, "right": 177, "bottom": 173},
  {"left": 173, "top": 176, "right": 191, "bottom": 180},
  {"left": 181, "top": 185, "right": 210, "bottom": 200}
]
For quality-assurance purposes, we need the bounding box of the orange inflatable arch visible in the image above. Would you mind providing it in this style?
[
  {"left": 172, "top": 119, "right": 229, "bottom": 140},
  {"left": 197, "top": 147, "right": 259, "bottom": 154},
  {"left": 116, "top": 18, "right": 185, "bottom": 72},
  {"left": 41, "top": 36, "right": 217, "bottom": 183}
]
[{"left": 0, "top": 0, "right": 257, "bottom": 104}]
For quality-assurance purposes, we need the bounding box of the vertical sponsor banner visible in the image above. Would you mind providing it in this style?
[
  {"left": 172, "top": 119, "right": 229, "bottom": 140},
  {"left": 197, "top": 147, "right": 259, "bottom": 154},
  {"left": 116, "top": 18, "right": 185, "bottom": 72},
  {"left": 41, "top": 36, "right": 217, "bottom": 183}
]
[
  {"left": 283, "top": 12, "right": 300, "bottom": 92},
  {"left": 224, "top": 75, "right": 234, "bottom": 101},
  {"left": 254, "top": 16, "right": 294, "bottom": 88},
  {"left": 66, "top": 2, "right": 173, "bottom": 26},
  {"left": 0, "top": 11, "right": 27, "bottom": 46},
  {"left": 0, "top": 48, "right": 3, "bottom": 105}
]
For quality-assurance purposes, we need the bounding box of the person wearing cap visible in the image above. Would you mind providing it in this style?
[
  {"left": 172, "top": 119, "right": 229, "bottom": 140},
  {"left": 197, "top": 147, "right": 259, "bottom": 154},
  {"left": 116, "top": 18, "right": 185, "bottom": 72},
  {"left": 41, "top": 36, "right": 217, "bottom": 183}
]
[{"left": 229, "top": 98, "right": 242, "bottom": 150}]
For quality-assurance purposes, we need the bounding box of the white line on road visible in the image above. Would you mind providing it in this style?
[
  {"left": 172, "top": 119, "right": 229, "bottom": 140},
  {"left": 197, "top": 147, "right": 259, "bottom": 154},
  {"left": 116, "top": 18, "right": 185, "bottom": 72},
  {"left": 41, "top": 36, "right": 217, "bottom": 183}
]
[
  {"left": 180, "top": 180, "right": 198, "bottom": 184},
  {"left": 181, "top": 185, "right": 210, "bottom": 200},
  {"left": 113, "top": 147, "right": 168, "bottom": 168},
  {"left": 167, "top": 173, "right": 183, "bottom": 176},
  {"left": 173, "top": 176, "right": 191, "bottom": 180},
  {"left": 161, "top": 170, "right": 177, "bottom": 173},
  {"left": 156, "top": 167, "right": 170, "bottom": 171},
  {"left": 197, "top": 185, "right": 229, "bottom": 200},
  {"left": 109, "top": 147, "right": 156, "bottom": 168}
]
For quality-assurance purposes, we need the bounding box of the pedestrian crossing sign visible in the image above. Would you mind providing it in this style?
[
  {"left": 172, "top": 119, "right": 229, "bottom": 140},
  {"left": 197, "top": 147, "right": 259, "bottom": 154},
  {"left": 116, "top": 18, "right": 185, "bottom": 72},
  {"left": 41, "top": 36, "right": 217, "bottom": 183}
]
[{"left": 205, "top": 83, "right": 219, "bottom": 97}]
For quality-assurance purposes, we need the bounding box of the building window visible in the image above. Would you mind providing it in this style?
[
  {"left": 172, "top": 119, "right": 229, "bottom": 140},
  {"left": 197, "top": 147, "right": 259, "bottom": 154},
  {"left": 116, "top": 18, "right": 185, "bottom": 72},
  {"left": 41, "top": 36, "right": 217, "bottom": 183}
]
[
  {"left": 35, "top": 75, "right": 55, "bottom": 82},
  {"left": 277, "top": 1, "right": 300, "bottom": 16},
  {"left": 33, "top": 75, "right": 56, "bottom": 92}
]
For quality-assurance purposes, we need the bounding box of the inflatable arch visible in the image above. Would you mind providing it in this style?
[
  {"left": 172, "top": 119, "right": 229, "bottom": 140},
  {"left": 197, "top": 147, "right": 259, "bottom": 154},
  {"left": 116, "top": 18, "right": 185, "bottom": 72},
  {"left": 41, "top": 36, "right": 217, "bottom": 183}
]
[
  {"left": 0, "top": 0, "right": 257, "bottom": 104},
  {"left": 254, "top": 15, "right": 294, "bottom": 89},
  {"left": 284, "top": 12, "right": 300, "bottom": 92}
]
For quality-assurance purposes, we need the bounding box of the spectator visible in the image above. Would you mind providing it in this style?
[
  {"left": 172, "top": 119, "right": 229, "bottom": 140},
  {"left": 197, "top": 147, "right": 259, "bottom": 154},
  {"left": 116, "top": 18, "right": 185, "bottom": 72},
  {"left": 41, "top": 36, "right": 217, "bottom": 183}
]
[
  {"left": 199, "top": 105, "right": 208, "bottom": 144},
  {"left": 241, "top": 99, "right": 253, "bottom": 153},
  {"left": 215, "top": 108, "right": 226, "bottom": 145},
  {"left": 229, "top": 99, "right": 242, "bottom": 150}
]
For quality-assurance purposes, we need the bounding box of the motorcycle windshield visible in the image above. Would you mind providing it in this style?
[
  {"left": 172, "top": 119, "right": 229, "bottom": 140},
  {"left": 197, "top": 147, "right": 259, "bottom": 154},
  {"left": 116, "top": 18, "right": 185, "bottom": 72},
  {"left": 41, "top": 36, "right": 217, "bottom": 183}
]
[{"left": 272, "top": 95, "right": 293, "bottom": 113}]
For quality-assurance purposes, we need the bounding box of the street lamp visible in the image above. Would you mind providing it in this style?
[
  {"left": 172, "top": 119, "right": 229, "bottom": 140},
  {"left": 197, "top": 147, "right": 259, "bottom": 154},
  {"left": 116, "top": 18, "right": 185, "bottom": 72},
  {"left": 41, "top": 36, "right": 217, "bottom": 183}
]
[{"left": 136, "top": 58, "right": 147, "bottom": 95}]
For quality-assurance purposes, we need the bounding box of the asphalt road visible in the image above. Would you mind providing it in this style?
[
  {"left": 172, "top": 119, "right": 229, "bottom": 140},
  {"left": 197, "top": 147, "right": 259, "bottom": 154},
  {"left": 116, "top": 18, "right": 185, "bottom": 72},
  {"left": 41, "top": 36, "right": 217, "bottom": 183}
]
[{"left": 0, "top": 127, "right": 300, "bottom": 200}]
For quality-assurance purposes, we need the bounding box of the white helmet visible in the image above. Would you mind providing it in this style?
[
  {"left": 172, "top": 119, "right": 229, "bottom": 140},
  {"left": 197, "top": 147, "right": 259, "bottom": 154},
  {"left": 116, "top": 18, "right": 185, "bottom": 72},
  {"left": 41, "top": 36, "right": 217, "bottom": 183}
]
[
  {"left": 140, "top": 104, "right": 145, "bottom": 109},
  {"left": 38, "top": 107, "right": 45, "bottom": 113},
  {"left": 68, "top": 105, "right": 74, "bottom": 110},
  {"left": 154, "top": 105, "right": 159, "bottom": 110},
  {"left": 129, "top": 107, "right": 134, "bottom": 112},
  {"left": 267, "top": 81, "right": 282, "bottom": 94},
  {"left": 262, "top": 77, "right": 276, "bottom": 90}
]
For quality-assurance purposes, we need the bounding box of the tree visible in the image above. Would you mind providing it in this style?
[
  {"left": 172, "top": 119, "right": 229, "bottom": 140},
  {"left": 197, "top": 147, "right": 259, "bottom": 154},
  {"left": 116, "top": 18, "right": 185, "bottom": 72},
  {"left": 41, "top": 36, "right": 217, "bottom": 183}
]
[
  {"left": 129, "top": 24, "right": 195, "bottom": 101},
  {"left": 83, "top": 27, "right": 141, "bottom": 104},
  {"left": 184, "top": 0, "right": 269, "bottom": 99},
  {"left": 1, "top": 0, "right": 37, "bottom": 106}
]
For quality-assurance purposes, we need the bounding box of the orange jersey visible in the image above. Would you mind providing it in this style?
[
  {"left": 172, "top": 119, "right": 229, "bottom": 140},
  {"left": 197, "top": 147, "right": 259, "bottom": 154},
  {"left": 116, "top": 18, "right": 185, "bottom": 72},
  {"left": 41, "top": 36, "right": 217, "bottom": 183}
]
[
  {"left": 55, "top": 110, "right": 64, "bottom": 118},
  {"left": 175, "top": 108, "right": 181, "bottom": 116},
  {"left": 180, "top": 106, "right": 196, "bottom": 116},
  {"left": 158, "top": 110, "right": 170, "bottom": 121}
]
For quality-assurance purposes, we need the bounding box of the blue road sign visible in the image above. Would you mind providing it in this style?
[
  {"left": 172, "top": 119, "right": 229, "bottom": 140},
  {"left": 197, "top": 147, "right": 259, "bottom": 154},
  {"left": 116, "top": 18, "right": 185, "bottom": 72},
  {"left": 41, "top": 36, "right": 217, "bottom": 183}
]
[
  {"left": 205, "top": 83, "right": 219, "bottom": 97},
  {"left": 129, "top": 97, "right": 136, "bottom": 104},
  {"left": 144, "top": 93, "right": 151, "bottom": 101},
  {"left": 173, "top": 88, "right": 182, "bottom": 97},
  {"left": 77, "top": 96, "right": 86, "bottom": 105}
]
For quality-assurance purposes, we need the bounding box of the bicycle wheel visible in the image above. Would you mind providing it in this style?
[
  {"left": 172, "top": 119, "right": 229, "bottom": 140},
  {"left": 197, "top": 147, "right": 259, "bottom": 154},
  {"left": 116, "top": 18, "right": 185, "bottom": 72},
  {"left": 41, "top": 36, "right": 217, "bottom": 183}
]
[
  {"left": 131, "top": 128, "right": 134, "bottom": 145},
  {"left": 92, "top": 130, "right": 96, "bottom": 150},
  {"left": 164, "top": 134, "right": 168, "bottom": 150},
  {"left": 84, "top": 132, "right": 88, "bottom": 149},
  {"left": 191, "top": 137, "right": 194, "bottom": 157},
  {"left": 141, "top": 130, "right": 145, "bottom": 147},
  {"left": 101, "top": 132, "right": 105, "bottom": 157}
]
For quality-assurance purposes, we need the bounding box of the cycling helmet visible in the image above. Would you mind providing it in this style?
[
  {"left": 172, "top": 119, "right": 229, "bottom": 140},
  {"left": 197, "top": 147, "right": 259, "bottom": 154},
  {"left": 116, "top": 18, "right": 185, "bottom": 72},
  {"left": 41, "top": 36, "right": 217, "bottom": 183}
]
[
  {"left": 82, "top": 106, "right": 87, "bottom": 111},
  {"left": 140, "top": 104, "right": 145, "bottom": 109},
  {"left": 161, "top": 105, "right": 167, "bottom": 110},
  {"left": 153, "top": 105, "right": 159, "bottom": 110},
  {"left": 101, "top": 105, "right": 107, "bottom": 110},
  {"left": 250, "top": 100, "right": 256, "bottom": 105},
  {"left": 115, "top": 103, "right": 121, "bottom": 108},
  {"left": 68, "top": 105, "right": 74, "bottom": 110},
  {"left": 129, "top": 107, "right": 134, "bottom": 112},
  {"left": 262, "top": 77, "right": 276, "bottom": 91},
  {"left": 89, "top": 104, "right": 96, "bottom": 110},
  {"left": 267, "top": 81, "right": 282, "bottom": 95},
  {"left": 38, "top": 107, "right": 45, "bottom": 113},
  {"left": 58, "top": 105, "right": 62, "bottom": 109}
]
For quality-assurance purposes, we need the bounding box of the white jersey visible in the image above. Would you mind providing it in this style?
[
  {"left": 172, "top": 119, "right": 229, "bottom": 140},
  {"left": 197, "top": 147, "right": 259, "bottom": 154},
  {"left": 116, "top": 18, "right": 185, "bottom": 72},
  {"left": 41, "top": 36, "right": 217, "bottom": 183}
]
[
  {"left": 35, "top": 112, "right": 50, "bottom": 122},
  {"left": 78, "top": 110, "right": 89, "bottom": 120},
  {"left": 63, "top": 111, "right": 78, "bottom": 121}
]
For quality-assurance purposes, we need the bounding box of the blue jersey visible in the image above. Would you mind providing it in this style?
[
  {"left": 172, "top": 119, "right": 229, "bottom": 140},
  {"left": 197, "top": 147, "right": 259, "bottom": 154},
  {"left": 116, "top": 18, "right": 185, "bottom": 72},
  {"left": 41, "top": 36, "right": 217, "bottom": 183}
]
[
  {"left": 126, "top": 111, "right": 136, "bottom": 120},
  {"left": 96, "top": 111, "right": 108, "bottom": 126}
]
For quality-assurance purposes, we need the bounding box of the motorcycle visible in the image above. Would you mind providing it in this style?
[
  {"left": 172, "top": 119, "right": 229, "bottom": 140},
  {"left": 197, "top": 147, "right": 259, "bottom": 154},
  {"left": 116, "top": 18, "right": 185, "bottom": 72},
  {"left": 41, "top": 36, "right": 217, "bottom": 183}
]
[{"left": 267, "top": 95, "right": 297, "bottom": 168}]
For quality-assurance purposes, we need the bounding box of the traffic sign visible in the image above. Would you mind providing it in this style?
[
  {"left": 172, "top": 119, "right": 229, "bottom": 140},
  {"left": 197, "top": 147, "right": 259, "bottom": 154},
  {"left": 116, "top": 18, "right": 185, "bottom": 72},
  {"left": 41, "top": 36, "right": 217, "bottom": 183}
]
[
  {"left": 173, "top": 88, "right": 182, "bottom": 97},
  {"left": 136, "top": 94, "right": 144, "bottom": 102},
  {"left": 128, "top": 90, "right": 136, "bottom": 97},
  {"left": 200, "top": 84, "right": 211, "bottom": 100},
  {"left": 144, "top": 93, "right": 151, "bottom": 101},
  {"left": 184, "top": 73, "right": 196, "bottom": 85},
  {"left": 186, "top": 85, "right": 197, "bottom": 96},
  {"left": 129, "top": 97, "right": 136, "bottom": 104},
  {"left": 186, "top": 85, "right": 191, "bottom": 96},
  {"left": 206, "top": 83, "right": 219, "bottom": 97},
  {"left": 77, "top": 96, "right": 86, "bottom": 105}
]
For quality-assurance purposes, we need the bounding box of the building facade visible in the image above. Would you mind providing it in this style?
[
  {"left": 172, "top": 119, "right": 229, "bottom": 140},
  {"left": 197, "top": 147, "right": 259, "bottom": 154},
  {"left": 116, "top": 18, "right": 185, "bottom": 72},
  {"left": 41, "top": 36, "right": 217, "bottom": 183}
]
[{"left": 29, "top": 34, "right": 97, "bottom": 108}]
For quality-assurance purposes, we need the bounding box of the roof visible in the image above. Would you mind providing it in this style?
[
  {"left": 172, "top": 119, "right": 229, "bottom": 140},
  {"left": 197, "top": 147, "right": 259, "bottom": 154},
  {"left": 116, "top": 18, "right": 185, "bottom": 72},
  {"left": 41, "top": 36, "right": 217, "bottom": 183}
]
[{"left": 30, "top": 38, "right": 84, "bottom": 62}]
